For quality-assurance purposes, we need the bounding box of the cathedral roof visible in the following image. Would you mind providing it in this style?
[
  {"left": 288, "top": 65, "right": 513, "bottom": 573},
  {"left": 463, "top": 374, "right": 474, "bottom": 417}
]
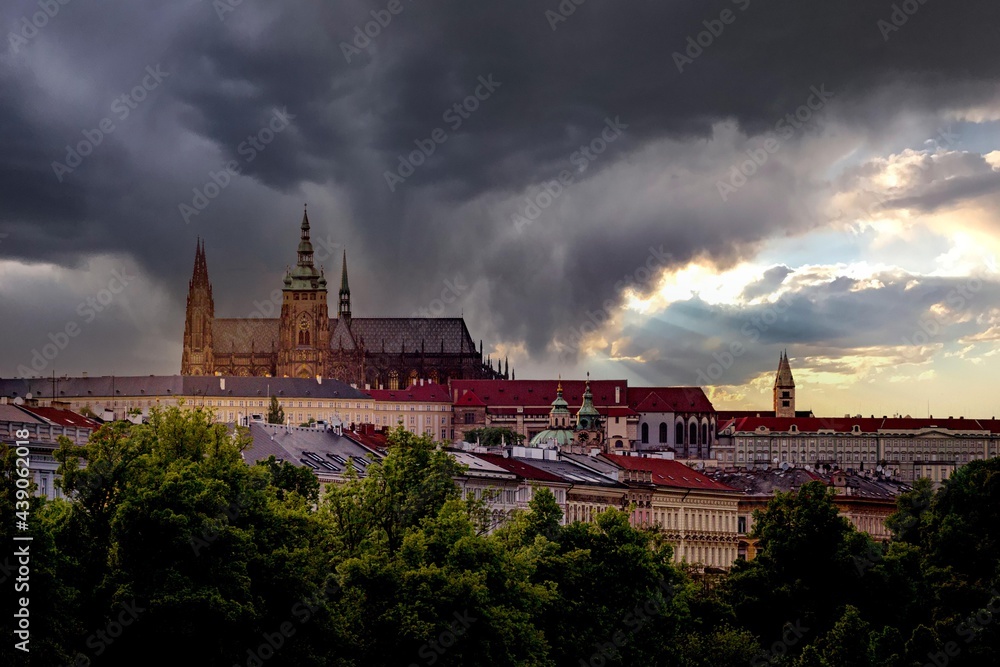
[{"left": 349, "top": 317, "right": 475, "bottom": 355}]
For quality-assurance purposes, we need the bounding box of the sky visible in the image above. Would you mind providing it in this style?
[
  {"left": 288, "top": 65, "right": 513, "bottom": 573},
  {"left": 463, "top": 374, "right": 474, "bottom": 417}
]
[{"left": 2, "top": 0, "right": 1000, "bottom": 417}]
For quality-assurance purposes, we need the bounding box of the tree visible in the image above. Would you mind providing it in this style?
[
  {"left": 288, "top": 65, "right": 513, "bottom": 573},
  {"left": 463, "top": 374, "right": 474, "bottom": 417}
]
[
  {"left": 725, "top": 481, "right": 876, "bottom": 649},
  {"left": 258, "top": 455, "right": 320, "bottom": 504},
  {"left": 463, "top": 426, "right": 524, "bottom": 447},
  {"left": 267, "top": 394, "right": 284, "bottom": 424}
]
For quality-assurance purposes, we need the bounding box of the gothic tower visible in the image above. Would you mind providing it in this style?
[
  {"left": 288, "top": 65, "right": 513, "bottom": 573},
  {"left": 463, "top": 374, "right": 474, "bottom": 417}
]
[
  {"left": 338, "top": 249, "right": 351, "bottom": 322},
  {"left": 276, "top": 207, "right": 331, "bottom": 378},
  {"left": 181, "top": 238, "right": 215, "bottom": 375},
  {"left": 773, "top": 350, "right": 796, "bottom": 418}
]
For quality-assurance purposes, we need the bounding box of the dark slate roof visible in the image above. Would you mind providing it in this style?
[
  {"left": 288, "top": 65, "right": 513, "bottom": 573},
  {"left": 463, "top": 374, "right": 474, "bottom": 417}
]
[
  {"left": 516, "top": 457, "right": 624, "bottom": 487},
  {"left": 182, "top": 376, "right": 367, "bottom": 399},
  {"left": 243, "top": 422, "right": 382, "bottom": 477},
  {"left": 705, "top": 468, "right": 910, "bottom": 500},
  {"left": 0, "top": 376, "right": 367, "bottom": 400},
  {"left": 349, "top": 317, "right": 475, "bottom": 355},
  {"left": 210, "top": 317, "right": 476, "bottom": 355},
  {"left": 213, "top": 318, "right": 280, "bottom": 352}
]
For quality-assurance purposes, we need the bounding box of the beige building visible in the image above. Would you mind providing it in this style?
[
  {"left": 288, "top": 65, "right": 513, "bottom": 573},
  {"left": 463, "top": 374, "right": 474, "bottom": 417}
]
[{"left": 365, "top": 382, "right": 453, "bottom": 441}]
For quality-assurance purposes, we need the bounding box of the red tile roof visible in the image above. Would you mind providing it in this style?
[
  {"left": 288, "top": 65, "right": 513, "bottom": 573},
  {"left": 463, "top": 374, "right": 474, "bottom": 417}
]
[
  {"left": 603, "top": 454, "right": 736, "bottom": 492},
  {"left": 473, "top": 453, "right": 567, "bottom": 483},
  {"left": 454, "top": 390, "right": 487, "bottom": 407},
  {"left": 627, "top": 387, "right": 715, "bottom": 413},
  {"left": 344, "top": 428, "right": 388, "bottom": 450},
  {"left": 365, "top": 383, "right": 451, "bottom": 403},
  {"left": 450, "top": 380, "right": 629, "bottom": 408},
  {"left": 17, "top": 406, "right": 101, "bottom": 429},
  {"left": 726, "top": 416, "right": 1000, "bottom": 434}
]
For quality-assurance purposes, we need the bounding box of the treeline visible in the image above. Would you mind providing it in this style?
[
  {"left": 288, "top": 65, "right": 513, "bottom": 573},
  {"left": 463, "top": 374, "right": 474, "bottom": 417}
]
[{"left": 1, "top": 407, "right": 999, "bottom": 666}]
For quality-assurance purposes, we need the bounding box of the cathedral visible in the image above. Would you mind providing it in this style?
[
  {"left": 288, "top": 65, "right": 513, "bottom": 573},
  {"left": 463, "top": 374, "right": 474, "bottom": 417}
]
[{"left": 181, "top": 209, "right": 507, "bottom": 387}]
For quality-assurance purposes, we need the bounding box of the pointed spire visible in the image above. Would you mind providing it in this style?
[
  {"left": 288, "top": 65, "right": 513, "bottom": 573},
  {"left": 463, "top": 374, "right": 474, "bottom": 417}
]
[
  {"left": 338, "top": 248, "right": 351, "bottom": 320},
  {"left": 340, "top": 249, "right": 350, "bottom": 293},
  {"left": 775, "top": 350, "right": 795, "bottom": 388},
  {"left": 297, "top": 205, "right": 314, "bottom": 269}
]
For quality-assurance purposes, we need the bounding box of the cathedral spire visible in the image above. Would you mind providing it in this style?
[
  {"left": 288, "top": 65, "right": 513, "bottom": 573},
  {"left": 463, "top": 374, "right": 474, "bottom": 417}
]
[
  {"left": 297, "top": 205, "right": 314, "bottom": 269},
  {"left": 339, "top": 248, "right": 351, "bottom": 320}
]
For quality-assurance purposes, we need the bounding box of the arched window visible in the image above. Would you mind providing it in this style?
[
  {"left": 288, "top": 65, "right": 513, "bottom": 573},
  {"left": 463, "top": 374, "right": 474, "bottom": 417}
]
[
  {"left": 298, "top": 329, "right": 310, "bottom": 346},
  {"left": 676, "top": 422, "right": 685, "bottom": 445},
  {"left": 690, "top": 422, "right": 698, "bottom": 446},
  {"left": 641, "top": 423, "right": 649, "bottom": 444},
  {"left": 658, "top": 422, "right": 668, "bottom": 443},
  {"left": 702, "top": 423, "right": 708, "bottom": 444},
  {"left": 388, "top": 370, "right": 400, "bottom": 390}
]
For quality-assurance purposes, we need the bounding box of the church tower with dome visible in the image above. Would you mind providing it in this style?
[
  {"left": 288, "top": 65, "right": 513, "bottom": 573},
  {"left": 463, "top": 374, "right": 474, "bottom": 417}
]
[{"left": 529, "top": 375, "right": 606, "bottom": 453}]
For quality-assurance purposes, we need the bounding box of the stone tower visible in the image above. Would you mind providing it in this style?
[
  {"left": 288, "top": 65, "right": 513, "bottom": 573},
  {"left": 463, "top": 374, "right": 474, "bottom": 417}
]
[
  {"left": 276, "top": 207, "right": 331, "bottom": 378},
  {"left": 773, "top": 350, "right": 796, "bottom": 418},
  {"left": 181, "top": 238, "right": 215, "bottom": 375},
  {"left": 574, "top": 373, "right": 605, "bottom": 450}
]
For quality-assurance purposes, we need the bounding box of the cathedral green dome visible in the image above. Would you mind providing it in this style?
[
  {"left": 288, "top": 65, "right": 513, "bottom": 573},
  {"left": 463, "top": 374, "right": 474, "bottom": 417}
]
[{"left": 530, "top": 428, "right": 576, "bottom": 448}]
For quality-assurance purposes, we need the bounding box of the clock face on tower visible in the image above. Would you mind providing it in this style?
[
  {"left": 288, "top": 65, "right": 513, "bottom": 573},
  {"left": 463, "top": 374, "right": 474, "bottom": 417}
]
[{"left": 299, "top": 319, "right": 309, "bottom": 330}]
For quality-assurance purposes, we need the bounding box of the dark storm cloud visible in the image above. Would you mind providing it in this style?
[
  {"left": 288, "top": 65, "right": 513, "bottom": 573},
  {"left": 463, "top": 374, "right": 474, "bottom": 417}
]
[
  {"left": 741, "top": 265, "right": 791, "bottom": 300},
  {"left": 607, "top": 272, "right": 1000, "bottom": 387},
  {"left": 2, "top": 0, "right": 1000, "bottom": 375}
]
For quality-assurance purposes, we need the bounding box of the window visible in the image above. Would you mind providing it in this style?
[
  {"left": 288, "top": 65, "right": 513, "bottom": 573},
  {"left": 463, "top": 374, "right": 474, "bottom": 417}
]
[
  {"left": 658, "top": 422, "right": 667, "bottom": 443},
  {"left": 702, "top": 423, "right": 708, "bottom": 444},
  {"left": 782, "top": 400, "right": 790, "bottom": 407},
  {"left": 388, "top": 371, "right": 400, "bottom": 390},
  {"left": 464, "top": 413, "right": 475, "bottom": 424},
  {"left": 689, "top": 422, "right": 698, "bottom": 445},
  {"left": 676, "top": 422, "right": 684, "bottom": 445},
  {"left": 641, "top": 423, "right": 649, "bottom": 443}
]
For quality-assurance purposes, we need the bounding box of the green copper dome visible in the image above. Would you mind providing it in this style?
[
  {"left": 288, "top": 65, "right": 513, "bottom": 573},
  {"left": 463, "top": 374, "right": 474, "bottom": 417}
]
[{"left": 529, "top": 428, "right": 576, "bottom": 448}]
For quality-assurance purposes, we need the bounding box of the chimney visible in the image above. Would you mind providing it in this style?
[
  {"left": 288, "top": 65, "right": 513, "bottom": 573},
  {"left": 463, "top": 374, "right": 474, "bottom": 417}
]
[
  {"left": 316, "top": 375, "right": 322, "bottom": 384},
  {"left": 220, "top": 378, "right": 226, "bottom": 391},
  {"left": 82, "top": 372, "right": 88, "bottom": 378},
  {"left": 420, "top": 378, "right": 425, "bottom": 386}
]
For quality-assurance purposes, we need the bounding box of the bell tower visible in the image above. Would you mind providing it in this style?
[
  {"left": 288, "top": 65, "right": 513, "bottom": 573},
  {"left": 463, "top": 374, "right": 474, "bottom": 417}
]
[
  {"left": 277, "top": 206, "right": 331, "bottom": 378},
  {"left": 773, "top": 350, "right": 796, "bottom": 418},
  {"left": 181, "top": 238, "right": 215, "bottom": 375}
]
